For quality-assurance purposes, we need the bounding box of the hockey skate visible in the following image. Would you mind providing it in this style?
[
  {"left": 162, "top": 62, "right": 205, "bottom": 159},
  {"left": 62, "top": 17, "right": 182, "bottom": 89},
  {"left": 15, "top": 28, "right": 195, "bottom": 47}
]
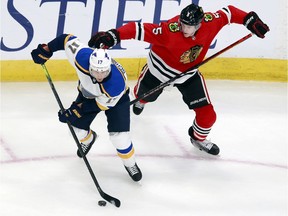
[
  {"left": 77, "top": 130, "right": 97, "bottom": 158},
  {"left": 125, "top": 163, "right": 142, "bottom": 182},
  {"left": 133, "top": 101, "right": 145, "bottom": 115},
  {"left": 188, "top": 128, "right": 220, "bottom": 155}
]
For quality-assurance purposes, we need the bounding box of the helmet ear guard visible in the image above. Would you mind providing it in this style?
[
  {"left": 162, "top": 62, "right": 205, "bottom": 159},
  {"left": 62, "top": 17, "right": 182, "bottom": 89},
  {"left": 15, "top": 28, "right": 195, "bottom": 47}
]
[{"left": 180, "top": 3, "right": 204, "bottom": 26}]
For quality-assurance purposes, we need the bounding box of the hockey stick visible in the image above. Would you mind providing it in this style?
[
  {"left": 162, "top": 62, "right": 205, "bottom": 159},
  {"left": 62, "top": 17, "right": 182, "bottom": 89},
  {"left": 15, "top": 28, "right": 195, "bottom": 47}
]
[
  {"left": 130, "top": 33, "right": 253, "bottom": 105},
  {"left": 41, "top": 64, "right": 121, "bottom": 208}
]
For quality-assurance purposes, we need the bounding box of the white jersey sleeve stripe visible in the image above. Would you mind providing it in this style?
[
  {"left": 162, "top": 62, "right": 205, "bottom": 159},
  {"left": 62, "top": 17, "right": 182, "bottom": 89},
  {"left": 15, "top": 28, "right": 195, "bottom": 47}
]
[
  {"left": 221, "top": 7, "right": 232, "bottom": 24},
  {"left": 136, "top": 22, "right": 145, "bottom": 41}
]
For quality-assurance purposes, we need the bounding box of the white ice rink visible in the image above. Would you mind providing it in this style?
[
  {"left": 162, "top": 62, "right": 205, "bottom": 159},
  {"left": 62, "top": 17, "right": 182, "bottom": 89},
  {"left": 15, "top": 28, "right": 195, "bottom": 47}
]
[{"left": 0, "top": 80, "right": 287, "bottom": 216}]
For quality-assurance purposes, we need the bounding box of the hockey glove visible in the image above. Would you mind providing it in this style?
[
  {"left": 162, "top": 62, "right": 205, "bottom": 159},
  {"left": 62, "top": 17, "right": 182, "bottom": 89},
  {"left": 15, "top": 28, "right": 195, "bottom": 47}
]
[
  {"left": 31, "top": 44, "right": 53, "bottom": 64},
  {"left": 58, "top": 102, "right": 83, "bottom": 123},
  {"left": 88, "top": 29, "right": 120, "bottom": 48},
  {"left": 244, "top": 12, "right": 270, "bottom": 38}
]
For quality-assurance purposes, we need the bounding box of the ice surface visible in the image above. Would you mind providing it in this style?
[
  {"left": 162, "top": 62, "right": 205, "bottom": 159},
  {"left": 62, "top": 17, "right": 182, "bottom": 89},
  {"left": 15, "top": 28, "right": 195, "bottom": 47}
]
[{"left": 1, "top": 80, "right": 287, "bottom": 216}]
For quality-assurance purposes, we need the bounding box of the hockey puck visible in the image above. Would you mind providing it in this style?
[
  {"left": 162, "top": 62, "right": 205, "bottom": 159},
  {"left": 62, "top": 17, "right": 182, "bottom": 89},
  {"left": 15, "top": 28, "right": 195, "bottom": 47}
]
[{"left": 98, "top": 200, "right": 107, "bottom": 206}]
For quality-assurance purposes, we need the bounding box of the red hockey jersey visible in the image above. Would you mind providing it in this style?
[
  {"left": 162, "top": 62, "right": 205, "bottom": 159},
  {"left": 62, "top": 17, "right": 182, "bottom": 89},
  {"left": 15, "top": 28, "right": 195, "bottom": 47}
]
[{"left": 117, "top": 5, "right": 248, "bottom": 83}]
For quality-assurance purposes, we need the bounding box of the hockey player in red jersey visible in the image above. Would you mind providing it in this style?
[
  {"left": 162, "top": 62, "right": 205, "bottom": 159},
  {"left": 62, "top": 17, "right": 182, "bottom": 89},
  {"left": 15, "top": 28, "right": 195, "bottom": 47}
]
[{"left": 88, "top": 4, "right": 269, "bottom": 155}]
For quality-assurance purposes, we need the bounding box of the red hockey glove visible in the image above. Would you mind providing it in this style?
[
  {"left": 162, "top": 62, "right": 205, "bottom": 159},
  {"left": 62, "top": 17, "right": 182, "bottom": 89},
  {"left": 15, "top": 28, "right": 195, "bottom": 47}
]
[
  {"left": 244, "top": 12, "right": 270, "bottom": 38},
  {"left": 88, "top": 29, "right": 120, "bottom": 48},
  {"left": 31, "top": 44, "right": 53, "bottom": 64}
]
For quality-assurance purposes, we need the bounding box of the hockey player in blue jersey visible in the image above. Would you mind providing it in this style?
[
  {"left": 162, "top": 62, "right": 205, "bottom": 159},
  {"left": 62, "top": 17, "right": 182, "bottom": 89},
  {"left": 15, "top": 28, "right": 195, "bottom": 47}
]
[{"left": 31, "top": 34, "right": 142, "bottom": 182}]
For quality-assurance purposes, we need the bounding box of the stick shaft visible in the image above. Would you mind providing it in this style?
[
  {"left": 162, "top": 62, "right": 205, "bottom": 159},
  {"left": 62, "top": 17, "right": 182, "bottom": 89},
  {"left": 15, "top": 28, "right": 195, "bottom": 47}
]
[
  {"left": 41, "top": 64, "right": 121, "bottom": 207},
  {"left": 130, "top": 33, "right": 253, "bottom": 105}
]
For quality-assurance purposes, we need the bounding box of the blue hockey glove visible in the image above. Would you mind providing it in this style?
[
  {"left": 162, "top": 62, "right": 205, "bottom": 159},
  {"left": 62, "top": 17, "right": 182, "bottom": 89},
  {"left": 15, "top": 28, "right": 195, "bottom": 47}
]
[
  {"left": 31, "top": 44, "right": 53, "bottom": 64},
  {"left": 58, "top": 102, "right": 83, "bottom": 123}
]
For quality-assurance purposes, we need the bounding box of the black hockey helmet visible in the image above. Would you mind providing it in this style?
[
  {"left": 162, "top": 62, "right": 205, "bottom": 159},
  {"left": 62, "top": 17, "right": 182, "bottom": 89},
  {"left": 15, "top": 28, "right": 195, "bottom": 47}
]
[{"left": 180, "top": 3, "right": 204, "bottom": 26}]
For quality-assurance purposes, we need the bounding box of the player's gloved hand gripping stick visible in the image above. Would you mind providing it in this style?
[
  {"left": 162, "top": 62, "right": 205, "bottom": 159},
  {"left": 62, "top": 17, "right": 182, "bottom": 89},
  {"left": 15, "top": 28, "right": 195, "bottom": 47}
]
[
  {"left": 129, "top": 33, "right": 253, "bottom": 105},
  {"left": 41, "top": 64, "right": 121, "bottom": 208}
]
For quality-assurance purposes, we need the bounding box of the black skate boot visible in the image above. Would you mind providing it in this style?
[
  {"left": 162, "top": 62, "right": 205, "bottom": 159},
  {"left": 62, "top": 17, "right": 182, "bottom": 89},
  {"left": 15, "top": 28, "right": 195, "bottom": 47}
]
[
  {"left": 188, "top": 127, "right": 220, "bottom": 155},
  {"left": 77, "top": 130, "right": 97, "bottom": 158},
  {"left": 125, "top": 163, "right": 142, "bottom": 182},
  {"left": 133, "top": 101, "right": 145, "bottom": 115}
]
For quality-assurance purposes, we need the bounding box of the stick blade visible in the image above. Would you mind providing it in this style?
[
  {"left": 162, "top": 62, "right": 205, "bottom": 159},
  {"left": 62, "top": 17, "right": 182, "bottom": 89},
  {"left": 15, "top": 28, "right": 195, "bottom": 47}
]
[{"left": 102, "top": 193, "right": 121, "bottom": 207}]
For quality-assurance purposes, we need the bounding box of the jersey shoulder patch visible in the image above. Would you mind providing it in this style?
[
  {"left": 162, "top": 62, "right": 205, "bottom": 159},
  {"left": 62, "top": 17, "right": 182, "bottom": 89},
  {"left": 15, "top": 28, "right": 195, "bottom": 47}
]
[
  {"left": 203, "top": 12, "right": 221, "bottom": 22},
  {"left": 167, "top": 16, "right": 181, "bottom": 33},
  {"left": 168, "top": 22, "right": 180, "bottom": 33}
]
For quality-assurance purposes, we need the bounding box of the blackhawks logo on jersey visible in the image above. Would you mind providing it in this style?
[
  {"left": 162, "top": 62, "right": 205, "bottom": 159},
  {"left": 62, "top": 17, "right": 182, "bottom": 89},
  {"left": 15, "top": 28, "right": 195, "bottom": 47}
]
[
  {"left": 180, "top": 45, "right": 203, "bottom": 64},
  {"left": 168, "top": 22, "right": 180, "bottom": 32},
  {"left": 204, "top": 13, "right": 213, "bottom": 22},
  {"left": 204, "top": 12, "right": 220, "bottom": 22}
]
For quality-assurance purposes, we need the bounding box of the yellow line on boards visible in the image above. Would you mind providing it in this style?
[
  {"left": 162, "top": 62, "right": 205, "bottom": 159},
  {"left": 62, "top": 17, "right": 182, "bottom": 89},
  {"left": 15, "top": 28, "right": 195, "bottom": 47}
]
[{"left": 0, "top": 58, "right": 287, "bottom": 82}]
